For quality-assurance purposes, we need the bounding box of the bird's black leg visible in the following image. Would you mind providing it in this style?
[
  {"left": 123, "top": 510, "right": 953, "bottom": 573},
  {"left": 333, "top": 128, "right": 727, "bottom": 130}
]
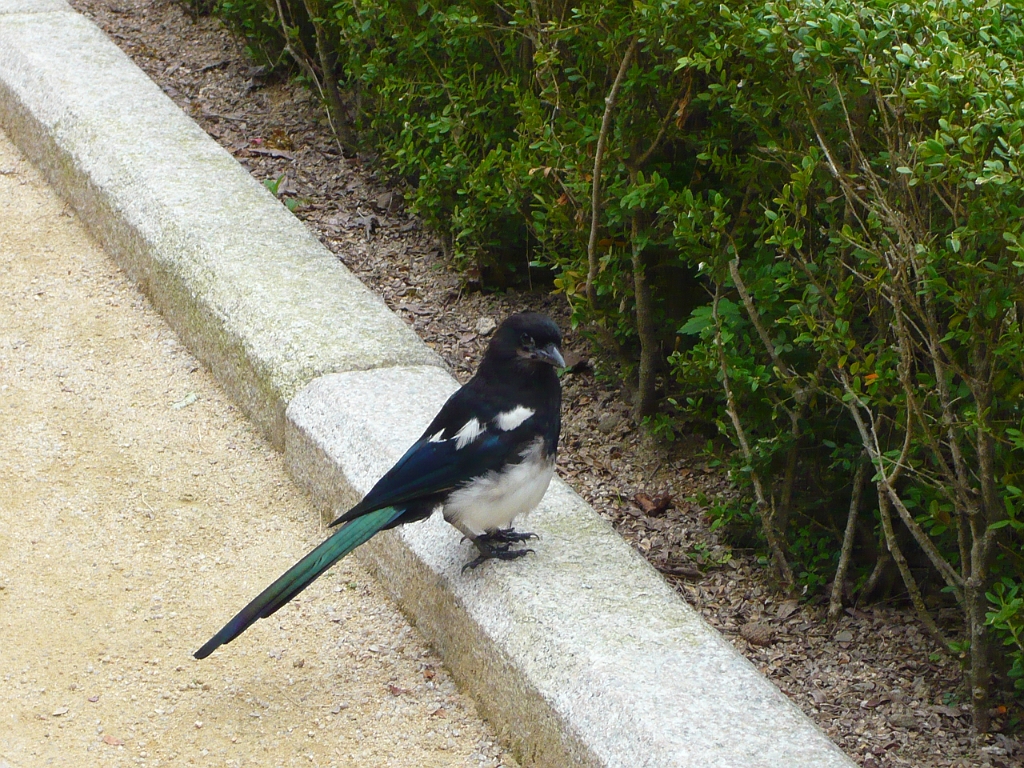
[{"left": 453, "top": 522, "right": 535, "bottom": 571}]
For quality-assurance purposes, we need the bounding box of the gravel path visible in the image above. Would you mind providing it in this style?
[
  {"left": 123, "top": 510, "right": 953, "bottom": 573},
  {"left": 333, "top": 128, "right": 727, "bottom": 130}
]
[{"left": 0, "top": 128, "right": 515, "bottom": 767}]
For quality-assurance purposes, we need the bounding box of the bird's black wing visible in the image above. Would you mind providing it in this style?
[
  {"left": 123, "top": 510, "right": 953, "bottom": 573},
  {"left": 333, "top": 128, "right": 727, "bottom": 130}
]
[{"left": 329, "top": 383, "right": 539, "bottom": 527}]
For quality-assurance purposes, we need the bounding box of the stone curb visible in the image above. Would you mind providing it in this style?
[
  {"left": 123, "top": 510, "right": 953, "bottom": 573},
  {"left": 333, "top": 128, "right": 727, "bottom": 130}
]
[{"left": 0, "top": 4, "right": 857, "bottom": 767}]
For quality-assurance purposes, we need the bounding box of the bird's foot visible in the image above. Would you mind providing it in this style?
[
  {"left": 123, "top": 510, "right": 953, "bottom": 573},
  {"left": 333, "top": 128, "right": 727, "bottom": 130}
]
[
  {"left": 462, "top": 542, "right": 535, "bottom": 572},
  {"left": 478, "top": 527, "right": 538, "bottom": 545}
]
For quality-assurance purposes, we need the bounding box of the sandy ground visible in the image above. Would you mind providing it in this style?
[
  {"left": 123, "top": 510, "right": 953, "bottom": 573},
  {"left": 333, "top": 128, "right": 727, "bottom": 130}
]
[{"left": 0, "top": 129, "right": 515, "bottom": 767}]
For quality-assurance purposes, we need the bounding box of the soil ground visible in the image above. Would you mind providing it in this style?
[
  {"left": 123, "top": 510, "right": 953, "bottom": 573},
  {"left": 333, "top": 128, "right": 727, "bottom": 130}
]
[{"left": 0, "top": 128, "right": 515, "bottom": 768}]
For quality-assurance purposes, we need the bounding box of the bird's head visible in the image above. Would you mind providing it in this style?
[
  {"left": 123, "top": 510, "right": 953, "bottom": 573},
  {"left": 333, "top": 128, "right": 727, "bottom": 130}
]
[{"left": 487, "top": 312, "right": 565, "bottom": 370}]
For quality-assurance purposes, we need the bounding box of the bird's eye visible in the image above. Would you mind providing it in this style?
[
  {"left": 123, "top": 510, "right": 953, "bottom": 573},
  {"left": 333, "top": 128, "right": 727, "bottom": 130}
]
[{"left": 520, "top": 333, "right": 535, "bottom": 348}]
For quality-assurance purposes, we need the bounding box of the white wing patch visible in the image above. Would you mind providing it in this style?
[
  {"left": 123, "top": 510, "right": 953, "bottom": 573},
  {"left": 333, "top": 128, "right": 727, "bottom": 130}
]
[
  {"left": 494, "top": 405, "right": 535, "bottom": 432},
  {"left": 454, "top": 418, "right": 485, "bottom": 450},
  {"left": 428, "top": 429, "right": 446, "bottom": 443}
]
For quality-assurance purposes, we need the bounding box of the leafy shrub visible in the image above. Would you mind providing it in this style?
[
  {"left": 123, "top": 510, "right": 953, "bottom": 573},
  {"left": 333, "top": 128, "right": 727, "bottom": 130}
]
[{"left": 668, "top": 0, "right": 1024, "bottom": 732}]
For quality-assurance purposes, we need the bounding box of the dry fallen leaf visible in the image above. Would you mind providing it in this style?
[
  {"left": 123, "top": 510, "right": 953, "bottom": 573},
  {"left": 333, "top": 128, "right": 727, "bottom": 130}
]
[
  {"left": 248, "top": 146, "right": 295, "bottom": 160},
  {"left": 633, "top": 492, "right": 674, "bottom": 516},
  {"left": 657, "top": 561, "right": 703, "bottom": 579},
  {"left": 776, "top": 599, "right": 801, "bottom": 620}
]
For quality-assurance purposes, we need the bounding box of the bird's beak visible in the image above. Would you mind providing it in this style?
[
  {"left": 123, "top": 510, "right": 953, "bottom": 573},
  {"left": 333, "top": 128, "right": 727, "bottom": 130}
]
[{"left": 537, "top": 342, "right": 566, "bottom": 369}]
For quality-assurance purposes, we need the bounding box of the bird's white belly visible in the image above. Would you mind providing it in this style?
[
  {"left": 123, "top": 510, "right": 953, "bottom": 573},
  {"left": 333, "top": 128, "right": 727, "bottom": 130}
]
[{"left": 444, "top": 439, "right": 555, "bottom": 534}]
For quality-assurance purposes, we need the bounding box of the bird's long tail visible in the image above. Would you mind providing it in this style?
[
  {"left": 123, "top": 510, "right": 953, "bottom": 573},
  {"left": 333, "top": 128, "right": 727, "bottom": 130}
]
[{"left": 194, "top": 506, "right": 404, "bottom": 659}]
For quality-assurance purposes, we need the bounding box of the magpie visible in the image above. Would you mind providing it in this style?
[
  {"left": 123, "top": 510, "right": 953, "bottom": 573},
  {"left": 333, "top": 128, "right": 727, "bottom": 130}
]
[{"left": 194, "top": 312, "right": 564, "bottom": 659}]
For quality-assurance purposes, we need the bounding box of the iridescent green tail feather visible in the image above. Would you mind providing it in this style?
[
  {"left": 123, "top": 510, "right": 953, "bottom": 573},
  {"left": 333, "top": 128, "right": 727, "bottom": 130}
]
[{"left": 194, "top": 506, "right": 403, "bottom": 659}]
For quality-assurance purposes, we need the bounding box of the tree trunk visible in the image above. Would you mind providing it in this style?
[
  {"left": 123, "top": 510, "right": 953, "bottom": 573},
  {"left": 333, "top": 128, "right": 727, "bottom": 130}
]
[
  {"left": 829, "top": 461, "right": 866, "bottom": 621},
  {"left": 631, "top": 215, "right": 657, "bottom": 418},
  {"left": 966, "top": 575, "right": 992, "bottom": 733}
]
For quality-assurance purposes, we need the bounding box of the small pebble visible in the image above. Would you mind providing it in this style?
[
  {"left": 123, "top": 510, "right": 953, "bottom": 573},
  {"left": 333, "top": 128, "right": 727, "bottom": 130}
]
[{"left": 474, "top": 317, "right": 497, "bottom": 336}]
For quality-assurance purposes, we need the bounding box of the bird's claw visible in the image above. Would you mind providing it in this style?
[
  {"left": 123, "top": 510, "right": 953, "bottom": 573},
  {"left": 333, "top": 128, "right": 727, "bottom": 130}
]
[{"left": 479, "top": 527, "right": 538, "bottom": 545}]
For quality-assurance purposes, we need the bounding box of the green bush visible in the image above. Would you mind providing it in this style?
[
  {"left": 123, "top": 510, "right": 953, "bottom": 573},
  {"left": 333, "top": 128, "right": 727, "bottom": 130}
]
[
  {"left": 209, "top": 0, "right": 1024, "bottom": 729},
  {"left": 669, "top": 0, "right": 1024, "bottom": 732}
]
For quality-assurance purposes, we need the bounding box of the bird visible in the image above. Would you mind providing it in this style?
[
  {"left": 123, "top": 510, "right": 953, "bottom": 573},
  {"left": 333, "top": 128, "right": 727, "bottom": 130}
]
[{"left": 194, "top": 312, "right": 564, "bottom": 659}]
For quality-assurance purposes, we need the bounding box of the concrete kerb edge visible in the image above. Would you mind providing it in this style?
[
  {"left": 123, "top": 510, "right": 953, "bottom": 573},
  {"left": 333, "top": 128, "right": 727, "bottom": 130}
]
[
  {"left": 0, "top": 5, "right": 859, "bottom": 768},
  {"left": 0, "top": 0, "right": 72, "bottom": 14}
]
